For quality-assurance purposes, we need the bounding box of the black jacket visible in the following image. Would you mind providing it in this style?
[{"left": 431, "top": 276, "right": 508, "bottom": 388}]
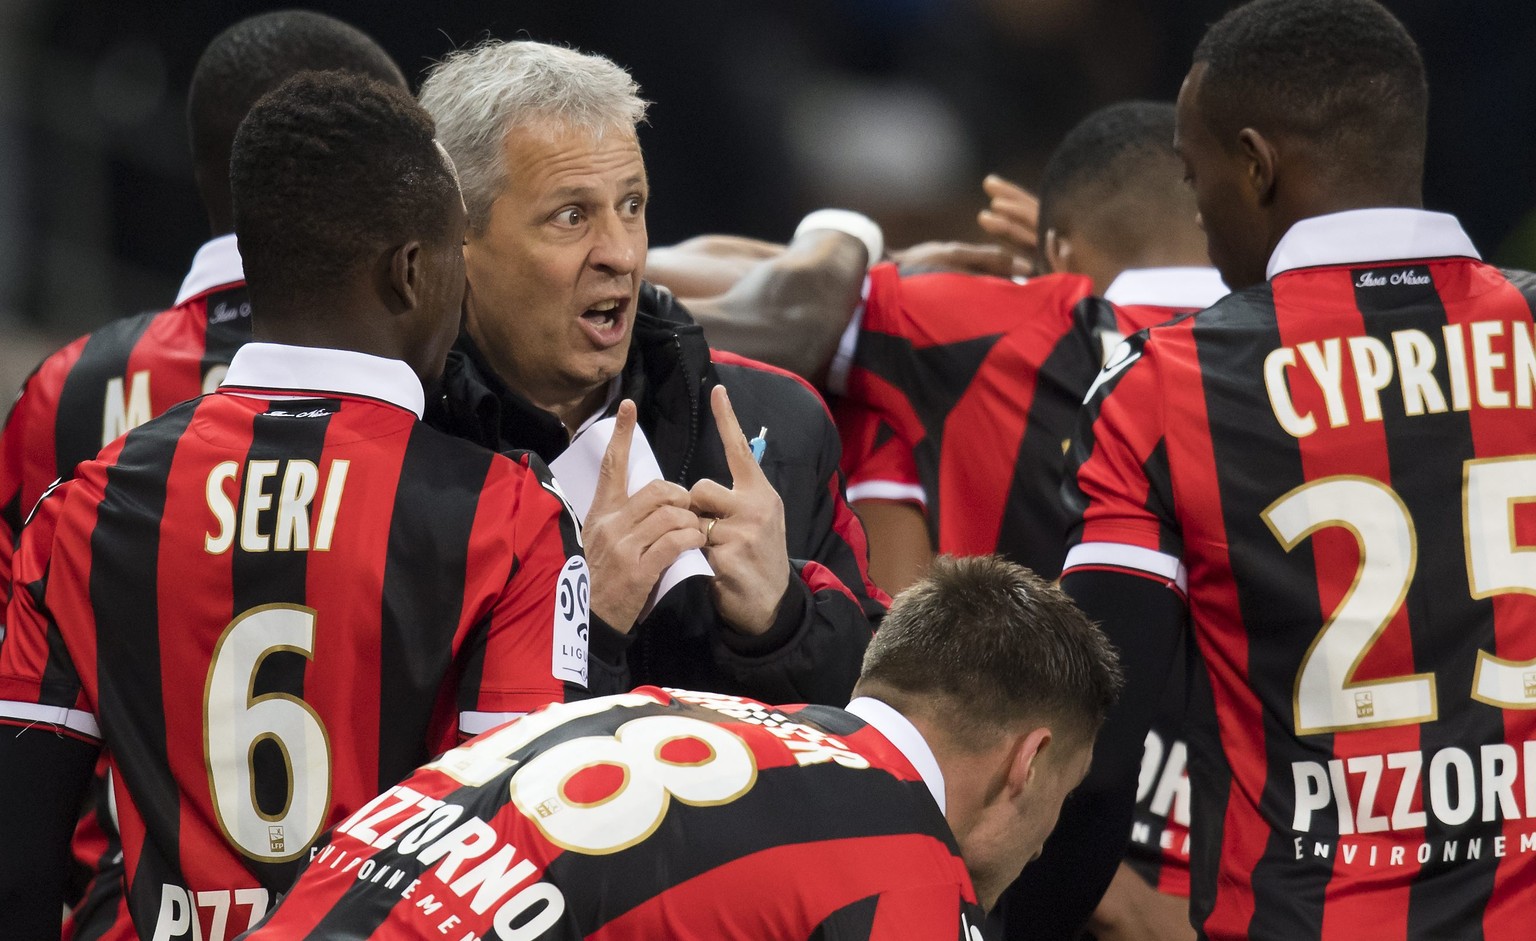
[{"left": 427, "top": 284, "right": 885, "bottom": 705}]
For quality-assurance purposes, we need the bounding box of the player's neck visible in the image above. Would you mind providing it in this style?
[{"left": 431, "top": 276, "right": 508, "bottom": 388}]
[
  {"left": 250, "top": 302, "right": 402, "bottom": 366},
  {"left": 1270, "top": 174, "right": 1424, "bottom": 260}
]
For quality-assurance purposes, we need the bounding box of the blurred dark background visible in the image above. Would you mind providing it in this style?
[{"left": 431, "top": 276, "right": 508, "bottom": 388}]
[{"left": 3, "top": 0, "right": 1535, "bottom": 391}]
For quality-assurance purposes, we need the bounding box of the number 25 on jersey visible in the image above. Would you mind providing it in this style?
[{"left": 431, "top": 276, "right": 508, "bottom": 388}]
[{"left": 1265, "top": 457, "right": 1536, "bottom": 736}]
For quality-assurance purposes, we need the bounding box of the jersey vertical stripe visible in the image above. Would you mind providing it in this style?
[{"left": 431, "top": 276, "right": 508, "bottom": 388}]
[
  {"left": 52, "top": 313, "right": 162, "bottom": 484},
  {"left": 1428, "top": 265, "right": 1536, "bottom": 941},
  {"left": 1173, "top": 310, "right": 1279, "bottom": 939},
  {"left": 84, "top": 399, "right": 200, "bottom": 932},
  {"left": 1348, "top": 264, "right": 1461, "bottom": 939},
  {"left": 1245, "top": 268, "right": 1394, "bottom": 940},
  {"left": 841, "top": 266, "right": 1100, "bottom": 576},
  {"left": 376, "top": 425, "right": 486, "bottom": 785},
  {"left": 938, "top": 296, "right": 1101, "bottom": 573},
  {"left": 1469, "top": 268, "right": 1536, "bottom": 941}
]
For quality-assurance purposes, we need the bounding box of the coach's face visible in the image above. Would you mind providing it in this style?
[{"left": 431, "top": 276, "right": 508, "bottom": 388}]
[
  {"left": 464, "top": 119, "right": 647, "bottom": 421},
  {"left": 1175, "top": 64, "right": 1270, "bottom": 290}
]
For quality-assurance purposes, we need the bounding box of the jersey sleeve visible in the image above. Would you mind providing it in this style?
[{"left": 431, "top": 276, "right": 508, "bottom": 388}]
[
  {"left": 0, "top": 343, "right": 81, "bottom": 606},
  {"left": 1013, "top": 328, "right": 1192, "bottom": 938},
  {"left": 1060, "top": 330, "right": 1186, "bottom": 592},
  {"left": 455, "top": 450, "right": 590, "bottom": 738},
  {"left": 835, "top": 397, "right": 926, "bottom": 508},
  {"left": 0, "top": 478, "right": 100, "bottom": 744}
]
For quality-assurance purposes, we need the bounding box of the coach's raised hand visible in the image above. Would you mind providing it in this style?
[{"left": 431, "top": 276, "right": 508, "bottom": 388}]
[
  {"left": 584, "top": 399, "right": 707, "bottom": 634},
  {"left": 689, "top": 385, "right": 792, "bottom": 637}
]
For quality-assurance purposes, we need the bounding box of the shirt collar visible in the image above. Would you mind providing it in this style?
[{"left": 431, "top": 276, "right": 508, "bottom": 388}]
[
  {"left": 573, "top": 376, "right": 624, "bottom": 437},
  {"left": 220, "top": 342, "right": 426, "bottom": 418},
  {"left": 845, "top": 696, "right": 946, "bottom": 815},
  {"left": 824, "top": 273, "right": 875, "bottom": 397},
  {"left": 1266, "top": 208, "right": 1480, "bottom": 280},
  {"left": 175, "top": 234, "right": 246, "bottom": 306},
  {"left": 1102, "top": 266, "right": 1229, "bottom": 309}
]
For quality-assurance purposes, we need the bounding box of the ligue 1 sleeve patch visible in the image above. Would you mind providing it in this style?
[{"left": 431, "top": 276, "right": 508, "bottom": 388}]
[{"left": 552, "top": 555, "right": 590, "bottom": 687}]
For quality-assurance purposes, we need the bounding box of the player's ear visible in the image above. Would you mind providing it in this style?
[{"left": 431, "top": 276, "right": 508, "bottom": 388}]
[
  {"left": 1006, "top": 727, "right": 1052, "bottom": 800},
  {"left": 1237, "top": 128, "right": 1279, "bottom": 207},
  {"left": 386, "top": 241, "right": 423, "bottom": 313},
  {"left": 1043, "top": 228, "right": 1070, "bottom": 275}
]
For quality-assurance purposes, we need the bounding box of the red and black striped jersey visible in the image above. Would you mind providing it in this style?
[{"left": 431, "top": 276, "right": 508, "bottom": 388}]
[
  {"left": 831, "top": 263, "right": 1209, "bottom": 579},
  {"left": 1124, "top": 665, "right": 1193, "bottom": 899},
  {"left": 1063, "top": 210, "right": 1536, "bottom": 940},
  {"left": 242, "top": 687, "right": 991, "bottom": 941},
  {"left": 1095, "top": 268, "right": 1226, "bottom": 899},
  {"left": 0, "top": 342, "right": 589, "bottom": 941},
  {"left": 0, "top": 235, "right": 249, "bottom": 602},
  {"left": 832, "top": 266, "right": 1226, "bottom": 901}
]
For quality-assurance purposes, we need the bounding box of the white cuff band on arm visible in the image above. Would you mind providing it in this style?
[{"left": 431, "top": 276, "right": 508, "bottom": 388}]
[{"left": 794, "top": 209, "right": 884, "bottom": 270}]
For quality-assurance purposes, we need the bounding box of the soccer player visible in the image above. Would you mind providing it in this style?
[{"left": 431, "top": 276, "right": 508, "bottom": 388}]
[
  {"left": 0, "top": 14, "right": 411, "bottom": 937},
  {"left": 0, "top": 11, "right": 407, "bottom": 604},
  {"left": 0, "top": 71, "right": 588, "bottom": 941},
  {"left": 1051, "top": 1, "right": 1536, "bottom": 938},
  {"left": 831, "top": 102, "right": 1219, "bottom": 941},
  {"left": 833, "top": 101, "right": 1223, "bottom": 594},
  {"left": 419, "top": 40, "right": 885, "bottom": 706},
  {"left": 240, "top": 555, "right": 1122, "bottom": 940},
  {"left": 0, "top": 13, "right": 411, "bottom": 938}
]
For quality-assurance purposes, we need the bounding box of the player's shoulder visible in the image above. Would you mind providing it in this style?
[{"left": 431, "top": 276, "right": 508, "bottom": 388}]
[
  {"left": 409, "top": 420, "right": 554, "bottom": 483},
  {"left": 872, "top": 265, "right": 1093, "bottom": 339},
  {"left": 1494, "top": 265, "right": 1536, "bottom": 299},
  {"left": 73, "top": 306, "right": 184, "bottom": 363},
  {"left": 709, "top": 350, "right": 835, "bottom": 427},
  {"left": 1155, "top": 281, "right": 1275, "bottom": 334},
  {"left": 893, "top": 266, "right": 1092, "bottom": 307},
  {"left": 21, "top": 308, "right": 169, "bottom": 395}
]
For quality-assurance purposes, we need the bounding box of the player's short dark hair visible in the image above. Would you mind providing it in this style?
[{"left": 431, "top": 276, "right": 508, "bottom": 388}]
[
  {"left": 856, "top": 556, "right": 1122, "bottom": 753},
  {"left": 1038, "top": 101, "right": 1189, "bottom": 264},
  {"left": 1193, "top": 0, "right": 1427, "bottom": 179},
  {"left": 189, "top": 11, "right": 406, "bottom": 225},
  {"left": 230, "top": 71, "right": 459, "bottom": 306}
]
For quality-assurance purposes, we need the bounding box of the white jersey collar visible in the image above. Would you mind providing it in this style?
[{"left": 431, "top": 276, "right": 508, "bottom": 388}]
[
  {"left": 175, "top": 234, "right": 246, "bottom": 307},
  {"left": 824, "top": 275, "right": 872, "bottom": 397},
  {"left": 1266, "top": 209, "right": 1480, "bottom": 280},
  {"left": 1102, "top": 267, "right": 1229, "bottom": 309},
  {"left": 845, "top": 696, "right": 946, "bottom": 815},
  {"left": 221, "top": 342, "right": 425, "bottom": 418}
]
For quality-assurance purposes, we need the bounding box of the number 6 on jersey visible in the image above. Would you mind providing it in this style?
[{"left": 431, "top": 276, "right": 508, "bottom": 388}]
[{"left": 204, "top": 605, "right": 331, "bottom": 862}]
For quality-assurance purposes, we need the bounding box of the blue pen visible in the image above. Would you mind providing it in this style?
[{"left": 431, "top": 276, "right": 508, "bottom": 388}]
[{"left": 748, "top": 426, "right": 767, "bottom": 464}]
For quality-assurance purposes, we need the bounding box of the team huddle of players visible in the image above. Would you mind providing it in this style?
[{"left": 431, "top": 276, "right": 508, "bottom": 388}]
[{"left": 3, "top": 0, "right": 1535, "bottom": 939}]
